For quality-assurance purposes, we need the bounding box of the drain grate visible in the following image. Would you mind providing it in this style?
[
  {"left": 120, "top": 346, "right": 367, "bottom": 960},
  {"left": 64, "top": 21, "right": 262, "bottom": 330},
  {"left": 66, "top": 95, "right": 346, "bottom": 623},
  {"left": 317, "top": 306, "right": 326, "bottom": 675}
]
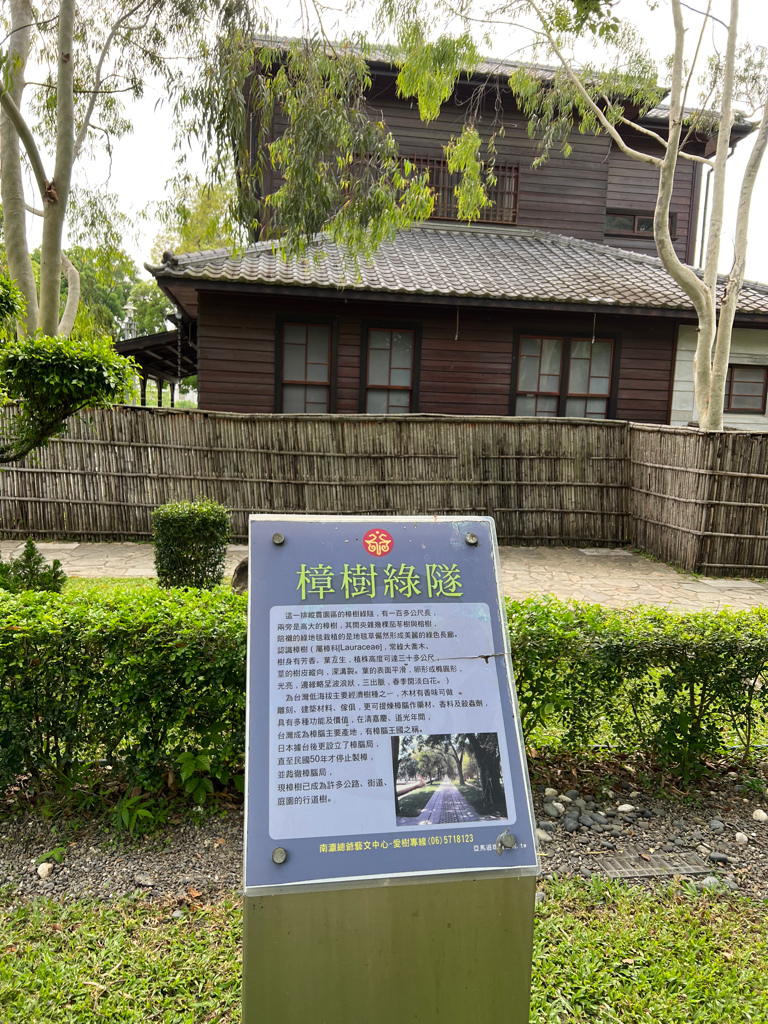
[{"left": 590, "top": 851, "right": 711, "bottom": 879}]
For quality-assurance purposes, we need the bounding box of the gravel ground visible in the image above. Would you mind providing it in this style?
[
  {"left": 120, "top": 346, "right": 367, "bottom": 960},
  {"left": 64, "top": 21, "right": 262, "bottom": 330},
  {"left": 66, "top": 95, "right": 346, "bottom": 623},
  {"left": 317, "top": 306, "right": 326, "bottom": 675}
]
[
  {"left": 0, "top": 809, "right": 244, "bottom": 904},
  {"left": 533, "top": 773, "right": 768, "bottom": 898},
  {"left": 2, "top": 773, "right": 767, "bottom": 903}
]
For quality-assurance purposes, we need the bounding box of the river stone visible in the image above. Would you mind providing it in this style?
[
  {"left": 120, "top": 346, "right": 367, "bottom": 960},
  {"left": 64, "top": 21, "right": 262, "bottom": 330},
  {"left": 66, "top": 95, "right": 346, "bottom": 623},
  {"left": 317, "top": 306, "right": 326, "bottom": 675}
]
[
  {"left": 617, "top": 804, "right": 635, "bottom": 813},
  {"left": 708, "top": 819, "right": 725, "bottom": 834},
  {"left": 36, "top": 862, "right": 54, "bottom": 879},
  {"left": 752, "top": 808, "right": 768, "bottom": 823},
  {"left": 544, "top": 787, "right": 559, "bottom": 799},
  {"left": 536, "top": 828, "right": 554, "bottom": 844},
  {"left": 735, "top": 832, "right": 749, "bottom": 845},
  {"left": 543, "top": 802, "right": 562, "bottom": 819}
]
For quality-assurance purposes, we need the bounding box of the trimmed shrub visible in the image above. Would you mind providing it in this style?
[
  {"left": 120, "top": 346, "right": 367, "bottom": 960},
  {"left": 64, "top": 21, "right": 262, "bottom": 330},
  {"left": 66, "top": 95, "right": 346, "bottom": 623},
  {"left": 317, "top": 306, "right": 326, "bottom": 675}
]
[
  {"left": 0, "top": 586, "right": 246, "bottom": 790},
  {"left": 153, "top": 498, "right": 230, "bottom": 589},
  {"left": 0, "top": 538, "right": 67, "bottom": 593}
]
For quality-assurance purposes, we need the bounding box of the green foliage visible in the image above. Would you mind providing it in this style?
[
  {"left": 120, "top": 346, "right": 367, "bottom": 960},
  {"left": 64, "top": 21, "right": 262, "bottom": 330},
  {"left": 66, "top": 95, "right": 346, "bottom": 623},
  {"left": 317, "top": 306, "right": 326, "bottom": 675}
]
[
  {"left": 445, "top": 126, "right": 494, "bottom": 221},
  {"left": 0, "top": 538, "right": 67, "bottom": 594},
  {"left": 151, "top": 175, "right": 241, "bottom": 260},
  {"left": 62, "top": 244, "right": 139, "bottom": 339},
  {"left": 178, "top": 750, "right": 215, "bottom": 804},
  {"left": 152, "top": 498, "right": 230, "bottom": 590},
  {"left": 394, "top": 28, "right": 480, "bottom": 122},
  {"left": 0, "top": 585, "right": 247, "bottom": 793},
  {"left": 0, "top": 332, "right": 137, "bottom": 464},
  {"left": 126, "top": 279, "right": 175, "bottom": 337},
  {"left": 507, "top": 596, "right": 768, "bottom": 780}
]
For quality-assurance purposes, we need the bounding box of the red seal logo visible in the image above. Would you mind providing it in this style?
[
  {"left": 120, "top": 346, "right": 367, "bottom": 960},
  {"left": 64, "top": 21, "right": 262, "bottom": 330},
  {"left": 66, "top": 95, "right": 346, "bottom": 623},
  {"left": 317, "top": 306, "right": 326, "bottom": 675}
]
[{"left": 362, "top": 528, "right": 394, "bottom": 557}]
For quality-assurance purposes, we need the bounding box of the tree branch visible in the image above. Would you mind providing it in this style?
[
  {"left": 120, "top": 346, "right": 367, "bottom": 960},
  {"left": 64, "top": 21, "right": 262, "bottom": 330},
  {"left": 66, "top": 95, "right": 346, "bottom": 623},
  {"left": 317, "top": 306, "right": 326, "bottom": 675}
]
[
  {"left": 527, "top": 0, "right": 661, "bottom": 167},
  {"left": 73, "top": 0, "right": 153, "bottom": 161},
  {"left": 0, "top": 88, "right": 47, "bottom": 195},
  {"left": 24, "top": 201, "right": 43, "bottom": 216}
]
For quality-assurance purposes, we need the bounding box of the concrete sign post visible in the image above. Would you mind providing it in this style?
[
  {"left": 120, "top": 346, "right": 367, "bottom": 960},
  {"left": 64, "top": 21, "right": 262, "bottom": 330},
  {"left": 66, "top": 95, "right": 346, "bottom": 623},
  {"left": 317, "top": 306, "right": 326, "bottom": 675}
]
[{"left": 243, "top": 515, "right": 540, "bottom": 1024}]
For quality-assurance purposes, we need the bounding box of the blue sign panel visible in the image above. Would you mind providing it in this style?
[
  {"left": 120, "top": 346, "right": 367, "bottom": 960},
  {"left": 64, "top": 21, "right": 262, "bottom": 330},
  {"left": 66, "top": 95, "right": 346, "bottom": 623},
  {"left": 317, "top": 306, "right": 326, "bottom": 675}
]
[{"left": 244, "top": 515, "right": 539, "bottom": 893}]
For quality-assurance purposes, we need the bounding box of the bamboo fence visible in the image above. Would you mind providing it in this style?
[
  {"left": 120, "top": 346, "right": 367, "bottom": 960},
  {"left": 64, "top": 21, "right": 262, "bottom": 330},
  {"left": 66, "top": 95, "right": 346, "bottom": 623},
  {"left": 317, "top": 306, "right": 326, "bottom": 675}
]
[{"left": 1, "top": 406, "right": 767, "bottom": 575}]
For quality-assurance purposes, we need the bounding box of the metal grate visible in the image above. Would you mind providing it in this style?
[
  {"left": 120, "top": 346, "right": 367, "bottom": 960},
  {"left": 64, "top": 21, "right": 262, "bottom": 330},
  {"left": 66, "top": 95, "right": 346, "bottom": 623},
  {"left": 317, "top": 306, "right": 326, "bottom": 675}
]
[
  {"left": 409, "top": 156, "right": 519, "bottom": 224},
  {"left": 593, "top": 851, "right": 711, "bottom": 879}
]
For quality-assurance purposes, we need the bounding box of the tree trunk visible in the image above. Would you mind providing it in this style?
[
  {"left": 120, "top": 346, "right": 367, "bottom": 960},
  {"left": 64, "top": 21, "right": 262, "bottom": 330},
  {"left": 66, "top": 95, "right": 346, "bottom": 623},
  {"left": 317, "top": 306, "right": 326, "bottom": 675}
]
[
  {"left": 0, "top": 0, "right": 38, "bottom": 333},
  {"left": 391, "top": 735, "right": 401, "bottom": 816},
  {"left": 448, "top": 739, "right": 465, "bottom": 785},
  {"left": 38, "top": 0, "right": 76, "bottom": 336}
]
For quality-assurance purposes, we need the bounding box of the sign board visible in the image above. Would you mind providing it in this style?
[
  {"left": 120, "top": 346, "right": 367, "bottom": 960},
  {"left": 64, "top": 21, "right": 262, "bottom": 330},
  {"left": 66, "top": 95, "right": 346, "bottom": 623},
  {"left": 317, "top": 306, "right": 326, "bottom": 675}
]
[{"left": 244, "top": 515, "right": 539, "bottom": 894}]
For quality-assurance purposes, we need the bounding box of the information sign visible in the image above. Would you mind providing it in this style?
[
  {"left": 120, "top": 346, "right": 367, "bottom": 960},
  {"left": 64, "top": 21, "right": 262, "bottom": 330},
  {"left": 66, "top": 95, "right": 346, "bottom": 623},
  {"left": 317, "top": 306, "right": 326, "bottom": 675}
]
[{"left": 244, "top": 515, "right": 539, "bottom": 893}]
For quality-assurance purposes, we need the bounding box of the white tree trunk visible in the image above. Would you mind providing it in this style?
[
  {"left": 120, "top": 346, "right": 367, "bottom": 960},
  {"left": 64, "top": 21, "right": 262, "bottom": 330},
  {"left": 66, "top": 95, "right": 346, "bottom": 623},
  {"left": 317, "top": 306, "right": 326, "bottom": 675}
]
[
  {"left": 38, "top": 0, "right": 76, "bottom": 336},
  {"left": 0, "top": 0, "right": 38, "bottom": 333}
]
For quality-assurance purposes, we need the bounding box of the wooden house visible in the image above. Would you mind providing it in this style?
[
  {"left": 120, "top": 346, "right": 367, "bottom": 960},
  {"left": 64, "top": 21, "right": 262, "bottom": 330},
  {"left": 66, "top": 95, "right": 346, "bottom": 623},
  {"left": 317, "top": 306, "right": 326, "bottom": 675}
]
[{"left": 139, "top": 52, "right": 768, "bottom": 426}]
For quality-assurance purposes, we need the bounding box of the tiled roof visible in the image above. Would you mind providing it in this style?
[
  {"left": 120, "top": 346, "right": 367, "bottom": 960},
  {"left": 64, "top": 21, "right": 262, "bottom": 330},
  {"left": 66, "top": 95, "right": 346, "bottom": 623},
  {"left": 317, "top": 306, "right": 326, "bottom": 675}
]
[{"left": 147, "top": 222, "right": 768, "bottom": 317}]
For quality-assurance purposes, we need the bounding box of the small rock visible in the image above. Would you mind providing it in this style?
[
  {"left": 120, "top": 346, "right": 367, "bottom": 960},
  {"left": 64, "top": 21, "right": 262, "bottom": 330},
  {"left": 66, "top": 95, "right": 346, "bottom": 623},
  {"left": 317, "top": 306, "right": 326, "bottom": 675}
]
[
  {"left": 578, "top": 814, "right": 594, "bottom": 827},
  {"left": 708, "top": 819, "right": 725, "bottom": 834},
  {"left": 735, "top": 832, "right": 749, "bottom": 845},
  {"left": 543, "top": 802, "right": 562, "bottom": 819},
  {"left": 709, "top": 852, "right": 729, "bottom": 865},
  {"left": 726, "top": 771, "right": 739, "bottom": 780},
  {"left": 538, "top": 821, "right": 556, "bottom": 834},
  {"left": 574, "top": 798, "right": 587, "bottom": 811},
  {"left": 609, "top": 827, "right": 622, "bottom": 838},
  {"left": 37, "top": 862, "right": 54, "bottom": 879},
  {"left": 558, "top": 795, "right": 573, "bottom": 805},
  {"left": 562, "top": 820, "right": 579, "bottom": 833},
  {"left": 564, "top": 790, "right": 580, "bottom": 801},
  {"left": 617, "top": 804, "right": 635, "bottom": 813},
  {"left": 535, "top": 891, "right": 547, "bottom": 905},
  {"left": 172, "top": 909, "right": 185, "bottom": 919},
  {"left": 752, "top": 808, "right": 768, "bottom": 823},
  {"left": 543, "top": 787, "right": 559, "bottom": 799},
  {"left": 579, "top": 866, "right": 592, "bottom": 880},
  {"left": 661, "top": 843, "right": 676, "bottom": 853},
  {"left": 700, "top": 875, "right": 721, "bottom": 891},
  {"left": 536, "top": 828, "right": 554, "bottom": 844},
  {"left": 723, "top": 875, "right": 739, "bottom": 891},
  {"left": 134, "top": 872, "right": 155, "bottom": 888},
  {"left": 698, "top": 844, "right": 712, "bottom": 856},
  {"left": 629, "top": 791, "right": 640, "bottom": 799},
  {"left": 672, "top": 820, "right": 685, "bottom": 829}
]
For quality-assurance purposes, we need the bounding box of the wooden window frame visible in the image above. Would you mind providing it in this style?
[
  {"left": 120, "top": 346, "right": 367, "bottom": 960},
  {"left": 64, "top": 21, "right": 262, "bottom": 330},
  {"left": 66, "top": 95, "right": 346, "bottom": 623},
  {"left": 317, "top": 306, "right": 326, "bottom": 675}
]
[
  {"left": 358, "top": 321, "right": 422, "bottom": 413},
  {"left": 605, "top": 209, "right": 678, "bottom": 240},
  {"left": 510, "top": 330, "right": 622, "bottom": 419},
  {"left": 274, "top": 316, "right": 339, "bottom": 413},
  {"left": 724, "top": 364, "right": 768, "bottom": 414},
  {"left": 409, "top": 155, "right": 519, "bottom": 226},
  {"left": 514, "top": 335, "right": 565, "bottom": 417},
  {"left": 564, "top": 337, "right": 615, "bottom": 419}
]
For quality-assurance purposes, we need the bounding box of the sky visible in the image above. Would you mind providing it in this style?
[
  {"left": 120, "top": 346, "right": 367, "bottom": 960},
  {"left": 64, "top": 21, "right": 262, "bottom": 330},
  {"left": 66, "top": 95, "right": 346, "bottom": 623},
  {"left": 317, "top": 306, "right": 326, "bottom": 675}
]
[{"left": 34, "top": 0, "right": 768, "bottom": 284}]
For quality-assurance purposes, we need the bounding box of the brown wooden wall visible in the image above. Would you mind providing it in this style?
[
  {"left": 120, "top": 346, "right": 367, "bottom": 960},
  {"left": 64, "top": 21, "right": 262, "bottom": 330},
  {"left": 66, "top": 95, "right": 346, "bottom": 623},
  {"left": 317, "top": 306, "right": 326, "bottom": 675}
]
[
  {"left": 263, "top": 81, "right": 701, "bottom": 260},
  {"left": 604, "top": 140, "right": 697, "bottom": 262},
  {"left": 197, "top": 293, "right": 676, "bottom": 424}
]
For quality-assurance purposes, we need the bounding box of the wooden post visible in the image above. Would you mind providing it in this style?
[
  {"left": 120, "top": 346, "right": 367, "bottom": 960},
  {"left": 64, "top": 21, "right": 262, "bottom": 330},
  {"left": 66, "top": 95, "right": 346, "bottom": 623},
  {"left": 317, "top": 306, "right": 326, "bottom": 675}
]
[
  {"left": 157, "top": 379, "right": 163, "bottom": 408},
  {"left": 140, "top": 375, "right": 147, "bottom": 407},
  {"left": 170, "top": 382, "right": 176, "bottom": 408}
]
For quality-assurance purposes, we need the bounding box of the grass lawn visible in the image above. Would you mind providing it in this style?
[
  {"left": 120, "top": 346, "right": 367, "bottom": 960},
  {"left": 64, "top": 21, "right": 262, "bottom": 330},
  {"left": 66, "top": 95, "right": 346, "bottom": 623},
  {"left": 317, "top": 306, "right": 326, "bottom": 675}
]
[
  {"left": 1, "top": 881, "right": 765, "bottom": 1023},
  {"left": 396, "top": 783, "right": 440, "bottom": 817}
]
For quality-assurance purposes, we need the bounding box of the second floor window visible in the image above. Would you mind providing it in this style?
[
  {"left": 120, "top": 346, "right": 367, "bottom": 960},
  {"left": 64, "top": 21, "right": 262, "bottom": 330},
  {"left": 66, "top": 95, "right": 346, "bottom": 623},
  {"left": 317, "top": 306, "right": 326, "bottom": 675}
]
[
  {"left": 366, "top": 329, "right": 414, "bottom": 412},
  {"left": 605, "top": 210, "right": 677, "bottom": 238},
  {"left": 410, "top": 156, "right": 519, "bottom": 225},
  {"left": 282, "top": 323, "right": 331, "bottom": 412},
  {"left": 725, "top": 365, "right": 768, "bottom": 413}
]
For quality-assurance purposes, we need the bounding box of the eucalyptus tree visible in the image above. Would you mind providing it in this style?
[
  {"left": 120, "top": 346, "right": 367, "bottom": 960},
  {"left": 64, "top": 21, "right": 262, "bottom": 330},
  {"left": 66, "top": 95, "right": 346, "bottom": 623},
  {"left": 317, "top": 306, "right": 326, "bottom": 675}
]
[
  {"left": 372, "top": 0, "right": 768, "bottom": 430},
  {"left": 0, "top": 0, "right": 212, "bottom": 337}
]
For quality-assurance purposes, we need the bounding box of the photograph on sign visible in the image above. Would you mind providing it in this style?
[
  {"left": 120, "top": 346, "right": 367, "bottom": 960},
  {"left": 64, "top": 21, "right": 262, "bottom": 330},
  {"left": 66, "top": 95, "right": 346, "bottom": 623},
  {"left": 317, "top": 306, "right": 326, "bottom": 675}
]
[
  {"left": 393, "top": 734, "right": 508, "bottom": 827},
  {"left": 245, "top": 515, "right": 539, "bottom": 892}
]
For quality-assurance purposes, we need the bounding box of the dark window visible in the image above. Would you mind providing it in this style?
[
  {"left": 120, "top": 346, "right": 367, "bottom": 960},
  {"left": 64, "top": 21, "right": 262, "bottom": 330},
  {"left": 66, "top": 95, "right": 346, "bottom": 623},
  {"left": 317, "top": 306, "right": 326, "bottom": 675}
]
[
  {"left": 725, "top": 365, "right": 768, "bottom": 413},
  {"left": 605, "top": 211, "right": 676, "bottom": 238},
  {"left": 565, "top": 339, "right": 613, "bottom": 419},
  {"left": 515, "top": 336, "right": 564, "bottom": 417},
  {"left": 516, "top": 336, "right": 615, "bottom": 419},
  {"left": 366, "top": 329, "right": 414, "bottom": 412},
  {"left": 409, "top": 156, "right": 518, "bottom": 225},
  {"left": 281, "top": 323, "right": 331, "bottom": 412}
]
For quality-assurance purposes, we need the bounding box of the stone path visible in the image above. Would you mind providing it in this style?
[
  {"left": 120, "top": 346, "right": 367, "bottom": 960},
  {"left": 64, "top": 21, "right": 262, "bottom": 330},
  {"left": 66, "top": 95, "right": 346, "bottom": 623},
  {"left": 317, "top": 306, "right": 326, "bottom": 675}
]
[
  {"left": 398, "top": 776, "right": 483, "bottom": 827},
  {"left": 3, "top": 539, "right": 768, "bottom": 610}
]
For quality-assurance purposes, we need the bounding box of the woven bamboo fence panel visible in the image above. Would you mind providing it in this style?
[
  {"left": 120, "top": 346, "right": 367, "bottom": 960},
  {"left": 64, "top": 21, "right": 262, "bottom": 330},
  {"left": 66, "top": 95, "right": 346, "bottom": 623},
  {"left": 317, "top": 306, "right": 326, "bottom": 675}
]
[{"left": 0, "top": 407, "right": 630, "bottom": 546}]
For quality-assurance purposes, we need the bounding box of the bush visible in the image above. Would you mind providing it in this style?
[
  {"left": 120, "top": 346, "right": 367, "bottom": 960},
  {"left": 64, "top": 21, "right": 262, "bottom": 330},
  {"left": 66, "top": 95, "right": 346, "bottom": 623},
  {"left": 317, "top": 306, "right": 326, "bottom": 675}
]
[
  {"left": 153, "top": 498, "right": 230, "bottom": 589},
  {"left": 0, "top": 585, "right": 246, "bottom": 791},
  {"left": 0, "top": 538, "right": 67, "bottom": 594},
  {"left": 508, "top": 596, "right": 768, "bottom": 781}
]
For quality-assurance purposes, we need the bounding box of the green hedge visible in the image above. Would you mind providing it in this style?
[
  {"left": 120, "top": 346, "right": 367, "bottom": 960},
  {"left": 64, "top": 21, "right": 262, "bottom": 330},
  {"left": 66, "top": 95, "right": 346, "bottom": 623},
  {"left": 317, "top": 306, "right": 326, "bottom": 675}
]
[
  {"left": 1, "top": 589, "right": 766, "bottom": 793},
  {"left": 0, "top": 587, "right": 246, "bottom": 791}
]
